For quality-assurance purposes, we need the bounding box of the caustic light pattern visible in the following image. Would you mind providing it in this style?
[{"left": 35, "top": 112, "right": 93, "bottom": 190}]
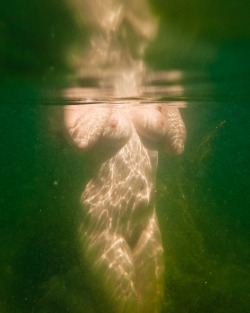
[{"left": 64, "top": 104, "right": 186, "bottom": 313}]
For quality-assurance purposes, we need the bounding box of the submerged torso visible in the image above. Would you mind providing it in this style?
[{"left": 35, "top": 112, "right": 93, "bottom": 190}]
[{"left": 81, "top": 128, "right": 158, "bottom": 247}]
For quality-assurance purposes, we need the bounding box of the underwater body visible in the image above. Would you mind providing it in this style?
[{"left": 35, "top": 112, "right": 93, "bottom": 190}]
[
  {"left": 0, "top": 0, "right": 249, "bottom": 313},
  {"left": 63, "top": 102, "right": 185, "bottom": 313}
]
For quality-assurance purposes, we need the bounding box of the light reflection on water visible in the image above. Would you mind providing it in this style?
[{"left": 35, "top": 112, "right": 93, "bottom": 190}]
[
  {"left": 2, "top": 67, "right": 248, "bottom": 107},
  {"left": 61, "top": 70, "right": 186, "bottom": 107}
]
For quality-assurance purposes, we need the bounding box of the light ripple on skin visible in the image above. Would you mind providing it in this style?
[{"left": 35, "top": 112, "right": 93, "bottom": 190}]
[{"left": 64, "top": 103, "right": 186, "bottom": 313}]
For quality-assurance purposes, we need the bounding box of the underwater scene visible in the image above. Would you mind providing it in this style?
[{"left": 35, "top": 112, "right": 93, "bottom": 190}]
[{"left": 0, "top": 1, "right": 249, "bottom": 313}]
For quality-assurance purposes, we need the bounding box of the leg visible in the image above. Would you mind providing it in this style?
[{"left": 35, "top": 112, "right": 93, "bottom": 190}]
[
  {"left": 80, "top": 230, "right": 139, "bottom": 313},
  {"left": 132, "top": 212, "right": 164, "bottom": 313}
]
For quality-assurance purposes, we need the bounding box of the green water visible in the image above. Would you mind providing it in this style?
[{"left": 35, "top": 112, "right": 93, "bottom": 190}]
[
  {"left": 0, "top": 1, "right": 250, "bottom": 312},
  {"left": 0, "top": 77, "right": 249, "bottom": 313},
  {"left": 157, "top": 102, "right": 249, "bottom": 312}
]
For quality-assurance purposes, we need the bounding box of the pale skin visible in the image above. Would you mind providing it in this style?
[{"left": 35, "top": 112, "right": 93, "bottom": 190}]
[{"left": 63, "top": 104, "right": 186, "bottom": 313}]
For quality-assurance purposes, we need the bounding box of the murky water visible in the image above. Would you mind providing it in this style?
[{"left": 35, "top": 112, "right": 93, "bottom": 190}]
[{"left": 1, "top": 0, "right": 250, "bottom": 312}]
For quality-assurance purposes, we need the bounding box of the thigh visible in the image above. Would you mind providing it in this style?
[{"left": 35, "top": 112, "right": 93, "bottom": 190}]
[
  {"left": 132, "top": 212, "right": 165, "bottom": 313},
  {"left": 80, "top": 229, "right": 139, "bottom": 313}
]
